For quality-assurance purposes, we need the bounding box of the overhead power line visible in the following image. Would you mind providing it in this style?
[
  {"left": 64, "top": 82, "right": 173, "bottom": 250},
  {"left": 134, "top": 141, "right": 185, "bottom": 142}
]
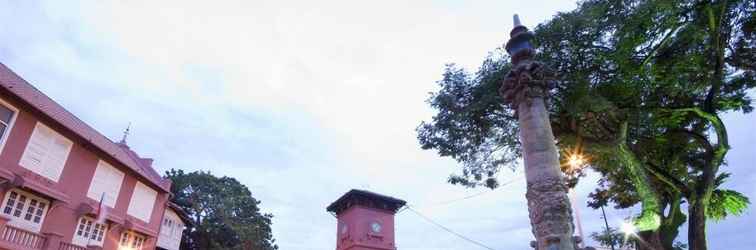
[
  {"left": 405, "top": 205, "right": 499, "bottom": 250},
  {"left": 417, "top": 174, "right": 525, "bottom": 208}
]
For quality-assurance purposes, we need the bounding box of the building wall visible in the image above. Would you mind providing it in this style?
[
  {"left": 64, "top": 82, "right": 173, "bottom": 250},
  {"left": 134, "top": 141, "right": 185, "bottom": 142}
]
[
  {"left": 157, "top": 208, "right": 184, "bottom": 250},
  {"left": 0, "top": 89, "right": 171, "bottom": 250},
  {"left": 336, "top": 205, "right": 396, "bottom": 250}
]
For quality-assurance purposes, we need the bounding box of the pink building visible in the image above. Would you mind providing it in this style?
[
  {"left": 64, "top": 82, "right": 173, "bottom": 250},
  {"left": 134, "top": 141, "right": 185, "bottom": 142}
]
[
  {"left": 0, "top": 63, "right": 184, "bottom": 250},
  {"left": 327, "top": 189, "right": 406, "bottom": 250}
]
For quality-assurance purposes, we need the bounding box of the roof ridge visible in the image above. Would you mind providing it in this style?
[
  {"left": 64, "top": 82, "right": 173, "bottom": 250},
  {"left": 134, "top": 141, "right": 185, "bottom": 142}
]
[{"left": 0, "top": 62, "right": 169, "bottom": 192}]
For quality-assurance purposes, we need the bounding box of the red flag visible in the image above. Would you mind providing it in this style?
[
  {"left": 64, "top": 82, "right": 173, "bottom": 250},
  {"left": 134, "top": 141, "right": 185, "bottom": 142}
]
[{"left": 96, "top": 192, "right": 107, "bottom": 224}]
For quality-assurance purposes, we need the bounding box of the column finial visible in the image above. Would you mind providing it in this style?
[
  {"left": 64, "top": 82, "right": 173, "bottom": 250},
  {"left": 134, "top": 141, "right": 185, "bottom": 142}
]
[{"left": 513, "top": 14, "right": 522, "bottom": 27}]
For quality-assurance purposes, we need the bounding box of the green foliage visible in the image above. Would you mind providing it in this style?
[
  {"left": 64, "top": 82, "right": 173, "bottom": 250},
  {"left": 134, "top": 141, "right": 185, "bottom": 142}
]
[
  {"left": 706, "top": 173, "right": 751, "bottom": 220},
  {"left": 590, "top": 227, "right": 627, "bottom": 249},
  {"left": 165, "top": 169, "right": 278, "bottom": 250},
  {"left": 707, "top": 189, "right": 750, "bottom": 220},
  {"left": 417, "top": 50, "right": 518, "bottom": 189}
]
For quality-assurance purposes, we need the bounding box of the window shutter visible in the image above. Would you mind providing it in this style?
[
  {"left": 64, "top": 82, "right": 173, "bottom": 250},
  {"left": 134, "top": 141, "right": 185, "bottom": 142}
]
[
  {"left": 43, "top": 135, "right": 72, "bottom": 180},
  {"left": 127, "top": 182, "right": 157, "bottom": 222},
  {"left": 19, "top": 125, "right": 52, "bottom": 173},
  {"left": 87, "top": 161, "right": 125, "bottom": 208},
  {"left": 19, "top": 123, "right": 72, "bottom": 182}
]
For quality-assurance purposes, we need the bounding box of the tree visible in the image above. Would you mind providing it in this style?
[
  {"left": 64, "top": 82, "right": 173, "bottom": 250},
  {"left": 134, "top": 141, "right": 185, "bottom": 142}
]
[
  {"left": 590, "top": 227, "right": 632, "bottom": 250},
  {"left": 417, "top": 1, "right": 754, "bottom": 249},
  {"left": 165, "top": 169, "right": 278, "bottom": 250}
]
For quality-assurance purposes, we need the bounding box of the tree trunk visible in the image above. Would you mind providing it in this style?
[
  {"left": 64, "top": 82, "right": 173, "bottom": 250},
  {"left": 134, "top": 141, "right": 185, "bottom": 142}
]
[
  {"left": 659, "top": 193, "right": 686, "bottom": 249},
  {"left": 672, "top": 108, "right": 729, "bottom": 250},
  {"left": 615, "top": 139, "right": 661, "bottom": 232},
  {"left": 518, "top": 96, "right": 576, "bottom": 250},
  {"left": 637, "top": 230, "right": 663, "bottom": 250},
  {"left": 688, "top": 197, "right": 707, "bottom": 250}
]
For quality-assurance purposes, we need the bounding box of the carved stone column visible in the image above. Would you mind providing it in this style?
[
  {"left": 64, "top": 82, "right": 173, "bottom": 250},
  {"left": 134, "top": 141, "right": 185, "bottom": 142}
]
[{"left": 500, "top": 15, "right": 576, "bottom": 250}]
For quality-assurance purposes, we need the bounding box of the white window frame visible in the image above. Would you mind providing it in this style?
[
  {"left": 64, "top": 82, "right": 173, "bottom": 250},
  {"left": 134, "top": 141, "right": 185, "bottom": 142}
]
[
  {"left": 119, "top": 231, "right": 146, "bottom": 250},
  {"left": 0, "top": 97, "right": 19, "bottom": 155},
  {"left": 158, "top": 209, "right": 184, "bottom": 250},
  {"left": 86, "top": 160, "right": 125, "bottom": 208},
  {"left": 0, "top": 188, "right": 49, "bottom": 233},
  {"left": 127, "top": 182, "right": 157, "bottom": 222},
  {"left": 18, "top": 122, "right": 73, "bottom": 182},
  {"left": 162, "top": 213, "right": 182, "bottom": 239},
  {"left": 72, "top": 216, "right": 107, "bottom": 247},
  {"left": 161, "top": 217, "right": 174, "bottom": 236}
]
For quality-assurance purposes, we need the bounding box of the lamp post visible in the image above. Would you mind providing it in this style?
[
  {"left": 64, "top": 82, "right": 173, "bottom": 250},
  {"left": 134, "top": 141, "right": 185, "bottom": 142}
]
[
  {"left": 500, "top": 14, "right": 577, "bottom": 250},
  {"left": 600, "top": 205, "right": 616, "bottom": 250}
]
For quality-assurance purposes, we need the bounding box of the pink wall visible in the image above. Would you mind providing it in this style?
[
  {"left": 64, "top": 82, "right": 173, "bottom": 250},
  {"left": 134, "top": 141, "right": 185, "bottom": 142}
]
[
  {"left": 336, "top": 205, "right": 397, "bottom": 250},
  {"left": 0, "top": 90, "right": 170, "bottom": 250}
]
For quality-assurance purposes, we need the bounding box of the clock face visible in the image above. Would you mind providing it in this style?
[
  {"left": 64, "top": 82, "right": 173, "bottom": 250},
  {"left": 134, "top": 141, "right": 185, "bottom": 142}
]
[{"left": 370, "top": 221, "right": 382, "bottom": 233}]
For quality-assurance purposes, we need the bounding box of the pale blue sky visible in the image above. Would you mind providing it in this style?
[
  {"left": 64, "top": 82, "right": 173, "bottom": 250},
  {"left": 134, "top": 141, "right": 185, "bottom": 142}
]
[{"left": 0, "top": 1, "right": 753, "bottom": 249}]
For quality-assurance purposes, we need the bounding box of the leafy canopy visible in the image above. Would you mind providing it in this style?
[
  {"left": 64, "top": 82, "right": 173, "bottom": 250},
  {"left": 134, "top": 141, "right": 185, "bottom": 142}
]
[{"left": 165, "top": 169, "right": 278, "bottom": 250}]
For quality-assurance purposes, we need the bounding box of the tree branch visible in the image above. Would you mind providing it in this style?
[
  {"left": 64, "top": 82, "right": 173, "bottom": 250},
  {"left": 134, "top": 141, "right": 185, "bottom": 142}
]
[
  {"left": 640, "top": 23, "right": 686, "bottom": 66},
  {"left": 667, "top": 128, "right": 715, "bottom": 155},
  {"left": 644, "top": 161, "right": 690, "bottom": 196}
]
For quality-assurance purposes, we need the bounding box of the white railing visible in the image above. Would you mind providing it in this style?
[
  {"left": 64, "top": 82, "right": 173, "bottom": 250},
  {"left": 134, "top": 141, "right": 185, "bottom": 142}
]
[
  {"left": 0, "top": 224, "right": 46, "bottom": 249},
  {"left": 59, "top": 242, "right": 87, "bottom": 250}
]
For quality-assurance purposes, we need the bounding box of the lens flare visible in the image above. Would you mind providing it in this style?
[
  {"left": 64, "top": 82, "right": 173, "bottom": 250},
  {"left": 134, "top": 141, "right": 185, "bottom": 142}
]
[
  {"left": 620, "top": 221, "right": 637, "bottom": 236},
  {"left": 567, "top": 154, "right": 584, "bottom": 169}
]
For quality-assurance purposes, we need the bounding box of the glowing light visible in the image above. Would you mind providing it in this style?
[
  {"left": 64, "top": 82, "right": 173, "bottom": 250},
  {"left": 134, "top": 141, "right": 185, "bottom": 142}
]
[
  {"left": 620, "top": 221, "right": 637, "bottom": 237},
  {"left": 567, "top": 154, "right": 584, "bottom": 169}
]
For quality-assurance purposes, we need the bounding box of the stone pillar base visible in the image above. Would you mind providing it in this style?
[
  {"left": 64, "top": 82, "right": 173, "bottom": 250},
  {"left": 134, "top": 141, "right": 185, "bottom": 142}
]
[{"left": 530, "top": 236, "right": 595, "bottom": 250}]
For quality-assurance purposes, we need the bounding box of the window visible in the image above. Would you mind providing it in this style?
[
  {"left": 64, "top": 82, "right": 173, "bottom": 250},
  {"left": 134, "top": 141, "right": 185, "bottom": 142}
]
[
  {"left": 161, "top": 217, "right": 176, "bottom": 237},
  {"left": 119, "top": 231, "right": 145, "bottom": 250},
  {"left": 86, "top": 160, "right": 125, "bottom": 208},
  {"left": 161, "top": 218, "right": 171, "bottom": 234},
  {"left": 1, "top": 189, "right": 49, "bottom": 232},
  {"left": 127, "top": 182, "right": 157, "bottom": 222},
  {"left": 72, "top": 217, "right": 107, "bottom": 247},
  {"left": 158, "top": 209, "right": 183, "bottom": 250},
  {"left": 0, "top": 99, "right": 18, "bottom": 154},
  {"left": 19, "top": 122, "right": 73, "bottom": 182}
]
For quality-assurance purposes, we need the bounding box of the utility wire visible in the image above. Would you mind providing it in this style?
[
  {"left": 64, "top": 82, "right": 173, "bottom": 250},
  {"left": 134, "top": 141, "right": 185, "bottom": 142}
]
[
  {"left": 405, "top": 205, "right": 498, "bottom": 250},
  {"left": 416, "top": 174, "right": 525, "bottom": 208},
  {"left": 400, "top": 175, "right": 524, "bottom": 250}
]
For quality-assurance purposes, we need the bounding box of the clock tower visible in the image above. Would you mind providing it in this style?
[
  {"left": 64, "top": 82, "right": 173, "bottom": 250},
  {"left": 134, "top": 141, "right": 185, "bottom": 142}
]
[{"left": 327, "top": 189, "right": 406, "bottom": 250}]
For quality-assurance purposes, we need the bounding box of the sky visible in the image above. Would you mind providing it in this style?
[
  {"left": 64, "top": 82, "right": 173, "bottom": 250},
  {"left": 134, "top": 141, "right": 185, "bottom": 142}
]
[{"left": 0, "top": 1, "right": 754, "bottom": 249}]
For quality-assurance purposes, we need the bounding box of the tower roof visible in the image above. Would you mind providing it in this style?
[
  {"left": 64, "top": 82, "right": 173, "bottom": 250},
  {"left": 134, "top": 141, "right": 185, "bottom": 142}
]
[{"left": 327, "top": 189, "right": 406, "bottom": 215}]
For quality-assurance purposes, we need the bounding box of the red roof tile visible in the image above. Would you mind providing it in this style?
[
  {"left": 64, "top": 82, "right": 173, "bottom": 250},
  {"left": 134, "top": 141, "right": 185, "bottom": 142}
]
[{"left": 0, "top": 63, "right": 170, "bottom": 192}]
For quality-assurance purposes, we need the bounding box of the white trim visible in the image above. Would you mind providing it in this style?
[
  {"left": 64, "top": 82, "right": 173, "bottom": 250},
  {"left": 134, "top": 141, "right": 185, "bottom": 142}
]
[
  {"left": 0, "top": 188, "right": 50, "bottom": 233},
  {"left": 119, "top": 231, "right": 145, "bottom": 250},
  {"left": 157, "top": 209, "right": 184, "bottom": 250},
  {"left": 71, "top": 216, "right": 107, "bottom": 247},
  {"left": 0, "top": 96, "right": 19, "bottom": 156}
]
